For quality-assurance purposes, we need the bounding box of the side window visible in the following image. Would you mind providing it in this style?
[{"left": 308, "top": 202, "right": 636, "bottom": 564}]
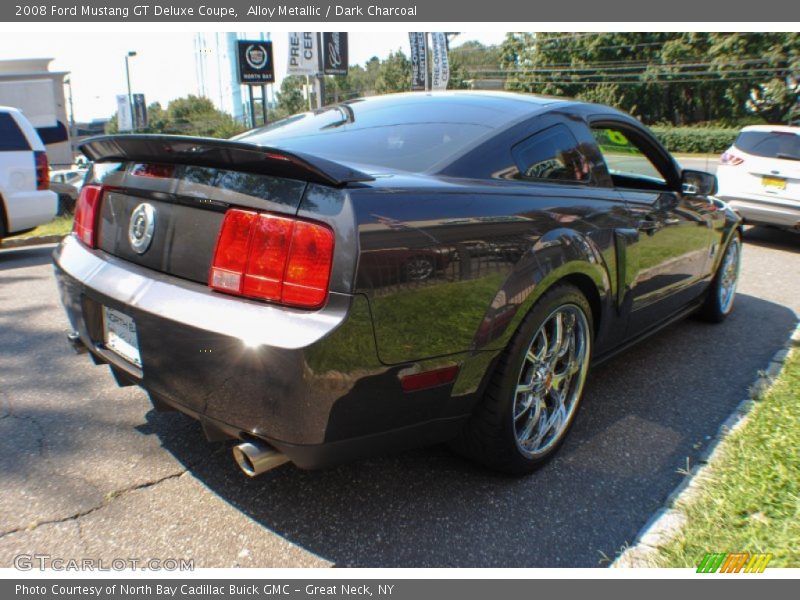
[
  {"left": 512, "top": 124, "right": 592, "bottom": 184},
  {"left": 592, "top": 126, "right": 667, "bottom": 189},
  {"left": 0, "top": 114, "right": 32, "bottom": 151}
]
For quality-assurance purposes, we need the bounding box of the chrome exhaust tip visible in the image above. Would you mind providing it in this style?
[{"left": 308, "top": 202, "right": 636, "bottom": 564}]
[{"left": 232, "top": 441, "right": 289, "bottom": 477}]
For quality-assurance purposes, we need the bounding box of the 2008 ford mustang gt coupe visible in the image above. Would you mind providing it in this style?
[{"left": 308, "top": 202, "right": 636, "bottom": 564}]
[{"left": 54, "top": 92, "right": 742, "bottom": 476}]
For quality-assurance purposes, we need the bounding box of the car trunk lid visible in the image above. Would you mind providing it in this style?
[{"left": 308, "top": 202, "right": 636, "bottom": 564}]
[{"left": 80, "top": 135, "right": 372, "bottom": 286}]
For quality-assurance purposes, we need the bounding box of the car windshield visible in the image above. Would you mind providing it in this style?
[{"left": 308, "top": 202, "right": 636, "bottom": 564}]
[
  {"left": 234, "top": 96, "right": 532, "bottom": 172},
  {"left": 735, "top": 130, "right": 800, "bottom": 161}
]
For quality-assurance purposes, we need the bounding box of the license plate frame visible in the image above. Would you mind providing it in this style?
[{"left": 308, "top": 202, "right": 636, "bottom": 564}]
[
  {"left": 102, "top": 306, "right": 142, "bottom": 367},
  {"left": 762, "top": 175, "right": 786, "bottom": 190}
]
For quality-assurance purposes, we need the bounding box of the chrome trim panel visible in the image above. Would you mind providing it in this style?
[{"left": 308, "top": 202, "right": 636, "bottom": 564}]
[{"left": 54, "top": 234, "right": 352, "bottom": 349}]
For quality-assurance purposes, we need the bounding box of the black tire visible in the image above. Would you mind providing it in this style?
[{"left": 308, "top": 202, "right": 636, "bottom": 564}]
[
  {"left": 452, "top": 283, "right": 593, "bottom": 475},
  {"left": 57, "top": 194, "right": 76, "bottom": 217},
  {"left": 698, "top": 231, "right": 742, "bottom": 323}
]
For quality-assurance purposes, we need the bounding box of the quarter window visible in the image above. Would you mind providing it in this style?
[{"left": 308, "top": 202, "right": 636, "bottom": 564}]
[{"left": 512, "top": 124, "right": 592, "bottom": 184}]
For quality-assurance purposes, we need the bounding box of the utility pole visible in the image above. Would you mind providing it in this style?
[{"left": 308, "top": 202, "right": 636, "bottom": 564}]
[{"left": 125, "top": 51, "right": 137, "bottom": 132}]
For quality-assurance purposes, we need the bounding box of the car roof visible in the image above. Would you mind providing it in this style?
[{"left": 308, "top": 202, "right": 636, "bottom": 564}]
[{"left": 740, "top": 124, "right": 800, "bottom": 135}]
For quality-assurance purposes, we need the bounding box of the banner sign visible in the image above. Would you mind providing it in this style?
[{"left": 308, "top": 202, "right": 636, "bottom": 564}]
[
  {"left": 237, "top": 40, "right": 275, "bottom": 84},
  {"left": 288, "top": 32, "right": 320, "bottom": 75},
  {"left": 116, "top": 94, "right": 133, "bottom": 131},
  {"left": 408, "top": 32, "right": 428, "bottom": 91},
  {"left": 430, "top": 32, "right": 449, "bottom": 91},
  {"left": 132, "top": 93, "right": 147, "bottom": 129},
  {"left": 323, "top": 32, "right": 348, "bottom": 76}
]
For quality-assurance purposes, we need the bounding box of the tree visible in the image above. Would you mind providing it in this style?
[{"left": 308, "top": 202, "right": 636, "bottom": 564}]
[
  {"left": 106, "top": 94, "right": 245, "bottom": 137},
  {"left": 501, "top": 32, "right": 800, "bottom": 125},
  {"left": 275, "top": 75, "right": 308, "bottom": 118},
  {"left": 374, "top": 50, "right": 411, "bottom": 94}
]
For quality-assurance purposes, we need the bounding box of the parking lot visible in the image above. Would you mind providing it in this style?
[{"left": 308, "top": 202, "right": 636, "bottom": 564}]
[{"left": 0, "top": 226, "right": 797, "bottom": 568}]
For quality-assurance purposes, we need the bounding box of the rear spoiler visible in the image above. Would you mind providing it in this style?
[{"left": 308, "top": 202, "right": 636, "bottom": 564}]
[{"left": 79, "top": 134, "right": 374, "bottom": 187}]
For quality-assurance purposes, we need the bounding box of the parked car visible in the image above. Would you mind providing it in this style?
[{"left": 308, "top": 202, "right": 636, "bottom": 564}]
[
  {"left": 0, "top": 106, "right": 57, "bottom": 240},
  {"left": 53, "top": 92, "right": 741, "bottom": 476},
  {"left": 50, "top": 168, "right": 87, "bottom": 216},
  {"left": 717, "top": 125, "right": 800, "bottom": 232}
]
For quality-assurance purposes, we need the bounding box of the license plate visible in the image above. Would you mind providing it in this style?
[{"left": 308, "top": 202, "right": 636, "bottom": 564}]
[
  {"left": 762, "top": 176, "right": 786, "bottom": 190},
  {"left": 102, "top": 306, "right": 142, "bottom": 367}
]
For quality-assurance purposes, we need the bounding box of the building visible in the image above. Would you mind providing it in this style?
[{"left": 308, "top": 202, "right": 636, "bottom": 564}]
[
  {"left": 0, "top": 58, "right": 72, "bottom": 167},
  {"left": 194, "top": 32, "right": 274, "bottom": 126}
]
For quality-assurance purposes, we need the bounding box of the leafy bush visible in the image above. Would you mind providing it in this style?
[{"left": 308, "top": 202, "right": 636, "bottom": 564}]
[{"left": 650, "top": 127, "right": 739, "bottom": 154}]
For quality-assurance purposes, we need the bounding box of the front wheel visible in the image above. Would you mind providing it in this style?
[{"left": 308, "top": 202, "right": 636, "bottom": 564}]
[
  {"left": 453, "top": 284, "right": 593, "bottom": 475},
  {"left": 699, "top": 231, "right": 742, "bottom": 323}
]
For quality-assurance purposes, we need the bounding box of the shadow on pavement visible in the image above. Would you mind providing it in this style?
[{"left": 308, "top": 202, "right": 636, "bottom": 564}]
[
  {"left": 134, "top": 292, "right": 797, "bottom": 567},
  {"left": 0, "top": 245, "right": 56, "bottom": 272},
  {"left": 743, "top": 226, "right": 799, "bottom": 254}
]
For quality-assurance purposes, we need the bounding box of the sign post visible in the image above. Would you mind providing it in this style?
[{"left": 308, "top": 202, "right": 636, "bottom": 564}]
[{"left": 237, "top": 39, "right": 275, "bottom": 127}]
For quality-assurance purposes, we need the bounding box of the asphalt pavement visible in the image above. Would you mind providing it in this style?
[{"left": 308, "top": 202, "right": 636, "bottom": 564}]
[{"left": 0, "top": 226, "right": 797, "bottom": 568}]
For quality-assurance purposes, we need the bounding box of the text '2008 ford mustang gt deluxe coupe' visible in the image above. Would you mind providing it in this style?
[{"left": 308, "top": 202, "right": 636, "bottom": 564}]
[{"left": 54, "top": 92, "right": 742, "bottom": 476}]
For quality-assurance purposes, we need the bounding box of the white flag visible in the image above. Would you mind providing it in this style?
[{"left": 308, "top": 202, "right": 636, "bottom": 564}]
[
  {"left": 287, "top": 32, "right": 319, "bottom": 75},
  {"left": 116, "top": 94, "right": 133, "bottom": 131},
  {"left": 430, "top": 32, "right": 450, "bottom": 91}
]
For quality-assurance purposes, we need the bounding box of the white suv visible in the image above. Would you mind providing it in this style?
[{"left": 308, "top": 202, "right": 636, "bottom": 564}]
[
  {"left": 716, "top": 125, "right": 800, "bottom": 232},
  {"left": 0, "top": 106, "right": 58, "bottom": 240}
]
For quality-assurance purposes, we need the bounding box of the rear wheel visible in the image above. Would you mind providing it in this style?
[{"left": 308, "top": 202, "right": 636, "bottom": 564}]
[
  {"left": 453, "top": 283, "right": 593, "bottom": 475},
  {"left": 699, "top": 231, "right": 742, "bottom": 323}
]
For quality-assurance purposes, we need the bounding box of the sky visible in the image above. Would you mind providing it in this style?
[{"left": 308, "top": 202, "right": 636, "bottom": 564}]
[{"left": 0, "top": 31, "right": 507, "bottom": 122}]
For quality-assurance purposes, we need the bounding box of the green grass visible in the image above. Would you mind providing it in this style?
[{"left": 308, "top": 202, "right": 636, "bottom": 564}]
[
  {"left": 8, "top": 215, "right": 73, "bottom": 239},
  {"left": 655, "top": 346, "right": 800, "bottom": 568}
]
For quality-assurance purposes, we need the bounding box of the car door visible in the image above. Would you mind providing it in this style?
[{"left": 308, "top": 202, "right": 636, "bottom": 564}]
[{"left": 589, "top": 118, "right": 714, "bottom": 337}]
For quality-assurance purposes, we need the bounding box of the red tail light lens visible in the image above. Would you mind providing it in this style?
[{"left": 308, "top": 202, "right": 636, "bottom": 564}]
[
  {"left": 209, "top": 209, "right": 334, "bottom": 309},
  {"left": 720, "top": 151, "right": 744, "bottom": 166},
  {"left": 34, "top": 151, "right": 49, "bottom": 190},
  {"left": 73, "top": 184, "right": 103, "bottom": 248},
  {"left": 282, "top": 221, "right": 336, "bottom": 307}
]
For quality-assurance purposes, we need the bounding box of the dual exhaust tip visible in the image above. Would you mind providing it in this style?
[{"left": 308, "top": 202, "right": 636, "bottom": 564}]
[{"left": 232, "top": 441, "right": 289, "bottom": 477}]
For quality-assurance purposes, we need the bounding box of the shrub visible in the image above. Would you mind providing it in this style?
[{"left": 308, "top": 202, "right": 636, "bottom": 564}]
[{"left": 649, "top": 127, "right": 739, "bottom": 154}]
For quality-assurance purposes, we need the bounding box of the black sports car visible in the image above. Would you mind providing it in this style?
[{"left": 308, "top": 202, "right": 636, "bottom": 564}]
[{"left": 54, "top": 92, "right": 742, "bottom": 476}]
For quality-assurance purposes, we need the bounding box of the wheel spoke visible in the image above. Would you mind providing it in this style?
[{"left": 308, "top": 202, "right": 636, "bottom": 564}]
[{"left": 511, "top": 303, "right": 591, "bottom": 458}]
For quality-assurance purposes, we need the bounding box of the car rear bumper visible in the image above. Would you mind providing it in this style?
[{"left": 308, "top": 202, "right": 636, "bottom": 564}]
[
  {"left": 4, "top": 190, "right": 57, "bottom": 233},
  {"left": 53, "top": 235, "right": 468, "bottom": 468},
  {"left": 719, "top": 195, "right": 800, "bottom": 230}
]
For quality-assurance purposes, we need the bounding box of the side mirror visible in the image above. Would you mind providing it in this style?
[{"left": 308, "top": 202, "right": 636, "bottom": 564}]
[{"left": 681, "top": 169, "right": 717, "bottom": 196}]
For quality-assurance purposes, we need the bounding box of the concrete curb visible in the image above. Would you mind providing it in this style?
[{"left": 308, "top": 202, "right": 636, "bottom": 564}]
[
  {"left": 1, "top": 234, "right": 64, "bottom": 249},
  {"left": 612, "top": 321, "right": 800, "bottom": 568}
]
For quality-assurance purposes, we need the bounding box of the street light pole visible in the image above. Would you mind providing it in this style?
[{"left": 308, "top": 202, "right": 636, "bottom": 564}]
[{"left": 125, "top": 51, "right": 137, "bottom": 132}]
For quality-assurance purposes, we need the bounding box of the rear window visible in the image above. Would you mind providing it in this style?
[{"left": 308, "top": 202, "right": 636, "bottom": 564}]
[
  {"left": 235, "top": 98, "right": 513, "bottom": 172},
  {"left": 735, "top": 130, "right": 800, "bottom": 161},
  {"left": 0, "top": 113, "right": 31, "bottom": 151}
]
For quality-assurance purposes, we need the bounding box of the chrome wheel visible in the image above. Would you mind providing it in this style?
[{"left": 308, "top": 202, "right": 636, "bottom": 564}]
[
  {"left": 405, "top": 256, "right": 434, "bottom": 281},
  {"left": 512, "top": 304, "right": 591, "bottom": 458},
  {"left": 718, "top": 237, "right": 741, "bottom": 314}
]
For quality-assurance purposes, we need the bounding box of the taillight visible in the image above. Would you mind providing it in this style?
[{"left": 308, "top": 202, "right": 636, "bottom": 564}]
[
  {"left": 34, "top": 151, "right": 49, "bottom": 190},
  {"left": 720, "top": 151, "right": 744, "bottom": 166},
  {"left": 73, "top": 184, "right": 103, "bottom": 248},
  {"left": 209, "top": 208, "right": 334, "bottom": 309}
]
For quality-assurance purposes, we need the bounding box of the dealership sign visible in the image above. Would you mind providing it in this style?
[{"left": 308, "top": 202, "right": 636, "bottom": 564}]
[
  {"left": 430, "top": 32, "right": 449, "bottom": 91},
  {"left": 408, "top": 32, "right": 428, "bottom": 91},
  {"left": 237, "top": 40, "right": 275, "bottom": 84},
  {"left": 287, "top": 32, "right": 319, "bottom": 75},
  {"left": 322, "top": 32, "right": 348, "bottom": 76}
]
